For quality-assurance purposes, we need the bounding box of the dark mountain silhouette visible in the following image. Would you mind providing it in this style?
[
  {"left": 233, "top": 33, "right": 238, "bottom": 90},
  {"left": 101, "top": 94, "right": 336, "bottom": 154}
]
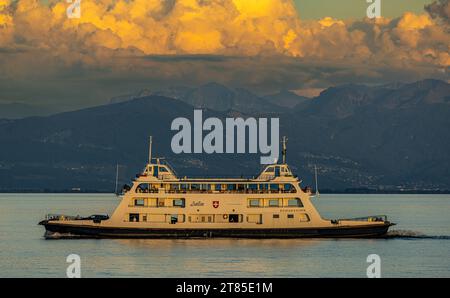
[
  {"left": 0, "top": 103, "right": 58, "bottom": 119},
  {"left": 108, "top": 82, "right": 287, "bottom": 113},
  {"left": 0, "top": 79, "right": 449, "bottom": 192},
  {"left": 263, "top": 90, "right": 309, "bottom": 108}
]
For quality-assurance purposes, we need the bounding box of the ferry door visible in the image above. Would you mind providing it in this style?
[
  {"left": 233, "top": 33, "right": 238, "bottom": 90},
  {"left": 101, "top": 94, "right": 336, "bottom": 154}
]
[{"left": 153, "top": 166, "right": 159, "bottom": 177}]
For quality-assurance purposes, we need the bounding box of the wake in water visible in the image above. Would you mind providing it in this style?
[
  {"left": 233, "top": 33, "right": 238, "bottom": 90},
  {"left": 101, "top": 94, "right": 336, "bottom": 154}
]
[{"left": 384, "top": 229, "right": 450, "bottom": 240}]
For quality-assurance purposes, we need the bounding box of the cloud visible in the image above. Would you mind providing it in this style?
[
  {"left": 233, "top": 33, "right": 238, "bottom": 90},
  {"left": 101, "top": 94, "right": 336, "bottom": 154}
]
[
  {"left": 425, "top": 0, "right": 450, "bottom": 25},
  {"left": 0, "top": 0, "right": 448, "bottom": 108}
]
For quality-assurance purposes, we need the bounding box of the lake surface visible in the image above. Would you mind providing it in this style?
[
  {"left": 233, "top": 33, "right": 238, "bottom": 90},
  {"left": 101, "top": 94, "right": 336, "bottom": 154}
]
[{"left": 0, "top": 193, "right": 449, "bottom": 278}]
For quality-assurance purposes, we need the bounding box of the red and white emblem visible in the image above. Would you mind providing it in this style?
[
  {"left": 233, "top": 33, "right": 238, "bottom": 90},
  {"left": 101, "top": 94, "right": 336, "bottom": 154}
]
[{"left": 212, "top": 201, "right": 219, "bottom": 208}]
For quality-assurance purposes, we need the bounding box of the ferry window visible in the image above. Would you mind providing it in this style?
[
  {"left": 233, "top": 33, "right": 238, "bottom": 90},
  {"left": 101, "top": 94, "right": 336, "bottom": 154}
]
[
  {"left": 284, "top": 184, "right": 294, "bottom": 192},
  {"left": 129, "top": 213, "right": 139, "bottom": 222},
  {"left": 227, "top": 184, "right": 236, "bottom": 191},
  {"left": 265, "top": 167, "right": 274, "bottom": 173},
  {"left": 269, "top": 199, "right": 279, "bottom": 207},
  {"left": 270, "top": 184, "right": 279, "bottom": 191},
  {"left": 275, "top": 167, "right": 280, "bottom": 177},
  {"left": 299, "top": 213, "right": 310, "bottom": 222},
  {"left": 171, "top": 215, "right": 178, "bottom": 224},
  {"left": 191, "top": 184, "right": 200, "bottom": 191},
  {"left": 287, "top": 214, "right": 294, "bottom": 219},
  {"left": 273, "top": 214, "right": 280, "bottom": 219},
  {"left": 173, "top": 199, "right": 185, "bottom": 208},
  {"left": 170, "top": 184, "right": 180, "bottom": 191},
  {"left": 288, "top": 198, "right": 303, "bottom": 207},
  {"left": 249, "top": 199, "right": 260, "bottom": 207},
  {"left": 159, "top": 167, "right": 168, "bottom": 173},
  {"left": 136, "top": 183, "right": 149, "bottom": 193},
  {"left": 201, "top": 216, "right": 205, "bottom": 222},
  {"left": 248, "top": 184, "right": 258, "bottom": 192},
  {"left": 260, "top": 184, "right": 269, "bottom": 191},
  {"left": 237, "top": 184, "right": 245, "bottom": 191},
  {"left": 202, "top": 184, "right": 211, "bottom": 191},
  {"left": 134, "top": 198, "right": 145, "bottom": 206},
  {"left": 208, "top": 216, "right": 212, "bottom": 223},
  {"left": 142, "top": 215, "right": 147, "bottom": 222},
  {"left": 228, "top": 214, "right": 239, "bottom": 223},
  {"left": 181, "top": 184, "right": 189, "bottom": 191}
]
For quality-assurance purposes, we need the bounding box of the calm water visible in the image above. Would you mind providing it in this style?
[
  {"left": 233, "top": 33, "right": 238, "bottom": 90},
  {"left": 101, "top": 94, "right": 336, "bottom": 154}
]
[{"left": 0, "top": 193, "right": 449, "bottom": 278}]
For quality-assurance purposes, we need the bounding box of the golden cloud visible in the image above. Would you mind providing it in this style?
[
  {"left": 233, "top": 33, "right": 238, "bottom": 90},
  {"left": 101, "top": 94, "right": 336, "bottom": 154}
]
[{"left": 0, "top": 0, "right": 448, "bottom": 79}]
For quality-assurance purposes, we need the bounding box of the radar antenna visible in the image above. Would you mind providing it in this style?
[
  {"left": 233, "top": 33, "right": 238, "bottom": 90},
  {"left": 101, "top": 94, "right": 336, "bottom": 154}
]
[
  {"left": 281, "top": 136, "right": 288, "bottom": 164},
  {"left": 114, "top": 163, "right": 119, "bottom": 196},
  {"left": 314, "top": 165, "right": 320, "bottom": 197},
  {"left": 148, "top": 136, "right": 153, "bottom": 165}
]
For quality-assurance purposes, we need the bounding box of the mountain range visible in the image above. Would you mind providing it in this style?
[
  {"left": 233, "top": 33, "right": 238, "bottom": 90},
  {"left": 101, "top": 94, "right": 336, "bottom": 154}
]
[{"left": 0, "top": 79, "right": 449, "bottom": 192}]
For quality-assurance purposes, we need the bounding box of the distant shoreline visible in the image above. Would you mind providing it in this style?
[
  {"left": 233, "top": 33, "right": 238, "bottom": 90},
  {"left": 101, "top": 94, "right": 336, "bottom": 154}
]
[{"left": 1, "top": 189, "right": 449, "bottom": 195}]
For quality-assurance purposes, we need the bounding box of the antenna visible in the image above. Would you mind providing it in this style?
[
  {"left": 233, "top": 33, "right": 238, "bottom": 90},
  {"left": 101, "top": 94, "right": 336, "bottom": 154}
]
[
  {"left": 114, "top": 163, "right": 119, "bottom": 195},
  {"left": 314, "top": 165, "right": 320, "bottom": 197},
  {"left": 281, "top": 136, "right": 288, "bottom": 164},
  {"left": 148, "top": 136, "right": 153, "bottom": 165}
]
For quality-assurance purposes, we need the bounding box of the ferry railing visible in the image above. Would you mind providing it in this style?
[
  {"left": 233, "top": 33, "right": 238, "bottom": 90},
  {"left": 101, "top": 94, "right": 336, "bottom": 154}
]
[
  {"left": 45, "top": 214, "right": 81, "bottom": 221},
  {"left": 337, "top": 215, "right": 388, "bottom": 223}
]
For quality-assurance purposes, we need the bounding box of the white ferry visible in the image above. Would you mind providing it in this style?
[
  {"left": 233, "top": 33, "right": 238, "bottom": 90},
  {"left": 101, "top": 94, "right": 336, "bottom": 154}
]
[{"left": 39, "top": 137, "right": 395, "bottom": 238}]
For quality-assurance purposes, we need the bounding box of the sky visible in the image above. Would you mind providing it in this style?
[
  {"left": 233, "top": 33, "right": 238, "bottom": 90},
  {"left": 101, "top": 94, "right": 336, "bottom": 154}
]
[{"left": 0, "top": 0, "right": 449, "bottom": 111}]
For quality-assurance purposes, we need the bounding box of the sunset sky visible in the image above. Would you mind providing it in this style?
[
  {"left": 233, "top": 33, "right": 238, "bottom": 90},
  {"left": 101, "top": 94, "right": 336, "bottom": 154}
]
[{"left": 0, "top": 0, "right": 448, "bottom": 111}]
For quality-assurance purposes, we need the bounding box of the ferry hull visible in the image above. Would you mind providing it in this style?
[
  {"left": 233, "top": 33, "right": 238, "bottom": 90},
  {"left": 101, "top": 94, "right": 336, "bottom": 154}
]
[{"left": 40, "top": 221, "right": 394, "bottom": 239}]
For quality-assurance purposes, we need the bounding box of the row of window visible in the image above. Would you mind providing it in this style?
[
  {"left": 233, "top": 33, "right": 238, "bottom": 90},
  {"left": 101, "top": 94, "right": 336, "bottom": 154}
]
[
  {"left": 248, "top": 198, "right": 303, "bottom": 208},
  {"left": 135, "top": 183, "right": 297, "bottom": 194},
  {"left": 131, "top": 198, "right": 185, "bottom": 208},
  {"left": 127, "top": 213, "right": 310, "bottom": 224},
  {"left": 130, "top": 198, "right": 304, "bottom": 208}
]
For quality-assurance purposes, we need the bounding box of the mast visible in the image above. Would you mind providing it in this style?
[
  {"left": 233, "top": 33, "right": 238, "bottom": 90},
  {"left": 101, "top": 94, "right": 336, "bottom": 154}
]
[
  {"left": 281, "top": 136, "right": 288, "bottom": 164},
  {"left": 114, "top": 163, "right": 119, "bottom": 195},
  {"left": 314, "top": 165, "right": 320, "bottom": 197},
  {"left": 148, "top": 136, "right": 153, "bottom": 165}
]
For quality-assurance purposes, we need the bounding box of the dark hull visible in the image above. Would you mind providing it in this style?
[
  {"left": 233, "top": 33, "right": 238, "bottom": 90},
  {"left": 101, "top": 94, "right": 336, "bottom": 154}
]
[{"left": 40, "top": 221, "right": 394, "bottom": 239}]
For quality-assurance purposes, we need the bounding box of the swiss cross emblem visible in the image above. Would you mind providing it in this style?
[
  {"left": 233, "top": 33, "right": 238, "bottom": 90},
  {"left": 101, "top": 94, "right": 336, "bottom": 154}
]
[{"left": 213, "top": 201, "right": 219, "bottom": 208}]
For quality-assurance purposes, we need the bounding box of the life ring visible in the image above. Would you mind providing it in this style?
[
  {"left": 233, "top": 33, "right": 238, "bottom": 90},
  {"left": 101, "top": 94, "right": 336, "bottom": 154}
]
[{"left": 223, "top": 214, "right": 228, "bottom": 220}]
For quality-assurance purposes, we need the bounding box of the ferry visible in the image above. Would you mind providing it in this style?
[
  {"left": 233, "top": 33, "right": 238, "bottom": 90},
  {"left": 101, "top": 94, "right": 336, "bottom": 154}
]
[{"left": 39, "top": 137, "right": 395, "bottom": 238}]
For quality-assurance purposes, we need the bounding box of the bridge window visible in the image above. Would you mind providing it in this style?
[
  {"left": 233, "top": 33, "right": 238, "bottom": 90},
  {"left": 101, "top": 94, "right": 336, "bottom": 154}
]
[
  {"left": 136, "top": 183, "right": 149, "bottom": 193},
  {"left": 284, "top": 184, "right": 295, "bottom": 192},
  {"left": 265, "top": 167, "right": 274, "bottom": 173},
  {"left": 270, "top": 184, "right": 279, "bottom": 191}
]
